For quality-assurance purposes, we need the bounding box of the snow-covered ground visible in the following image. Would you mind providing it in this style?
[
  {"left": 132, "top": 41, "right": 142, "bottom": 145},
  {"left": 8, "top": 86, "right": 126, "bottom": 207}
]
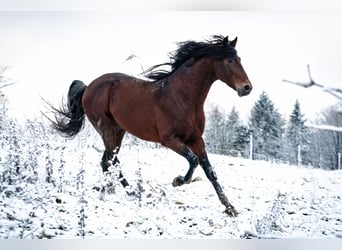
[{"left": 0, "top": 129, "right": 341, "bottom": 239}]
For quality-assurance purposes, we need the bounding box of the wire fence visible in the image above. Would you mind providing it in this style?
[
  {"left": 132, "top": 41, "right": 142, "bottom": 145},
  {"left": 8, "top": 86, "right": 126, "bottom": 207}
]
[
  {"left": 205, "top": 143, "right": 341, "bottom": 170},
  {"left": 123, "top": 129, "right": 342, "bottom": 170},
  {"left": 123, "top": 134, "right": 342, "bottom": 170}
]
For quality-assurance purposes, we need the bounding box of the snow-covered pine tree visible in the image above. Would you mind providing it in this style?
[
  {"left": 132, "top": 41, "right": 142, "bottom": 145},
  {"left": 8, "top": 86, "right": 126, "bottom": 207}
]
[
  {"left": 205, "top": 105, "right": 226, "bottom": 154},
  {"left": 249, "top": 91, "right": 285, "bottom": 161},
  {"left": 225, "top": 107, "right": 249, "bottom": 157},
  {"left": 225, "top": 106, "right": 239, "bottom": 155},
  {"left": 205, "top": 106, "right": 250, "bottom": 157},
  {"left": 285, "top": 100, "right": 309, "bottom": 165}
]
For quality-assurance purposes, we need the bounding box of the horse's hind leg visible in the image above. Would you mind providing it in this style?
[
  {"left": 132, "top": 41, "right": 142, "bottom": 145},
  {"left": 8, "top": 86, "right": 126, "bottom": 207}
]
[
  {"left": 101, "top": 127, "right": 129, "bottom": 187},
  {"left": 101, "top": 149, "right": 129, "bottom": 188}
]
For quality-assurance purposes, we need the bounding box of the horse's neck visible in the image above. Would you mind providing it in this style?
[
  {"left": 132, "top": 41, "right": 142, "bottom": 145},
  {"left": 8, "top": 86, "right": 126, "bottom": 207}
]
[{"left": 173, "top": 58, "right": 216, "bottom": 105}]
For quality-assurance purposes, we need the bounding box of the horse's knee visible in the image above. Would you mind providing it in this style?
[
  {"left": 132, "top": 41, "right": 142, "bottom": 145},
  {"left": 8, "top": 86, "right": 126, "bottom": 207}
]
[
  {"left": 205, "top": 165, "right": 217, "bottom": 181},
  {"left": 182, "top": 148, "right": 199, "bottom": 167},
  {"left": 200, "top": 157, "right": 217, "bottom": 181}
]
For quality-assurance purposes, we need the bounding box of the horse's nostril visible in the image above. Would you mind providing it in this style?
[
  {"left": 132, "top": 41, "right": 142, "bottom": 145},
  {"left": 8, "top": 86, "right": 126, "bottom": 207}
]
[{"left": 244, "top": 85, "right": 251, "bottom": 91}]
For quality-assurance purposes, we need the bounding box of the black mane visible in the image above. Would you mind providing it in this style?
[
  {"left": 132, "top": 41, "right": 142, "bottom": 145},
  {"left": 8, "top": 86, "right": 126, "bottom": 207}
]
[{"left": 143, "top": 35, "right": 237, "bottom": 81}]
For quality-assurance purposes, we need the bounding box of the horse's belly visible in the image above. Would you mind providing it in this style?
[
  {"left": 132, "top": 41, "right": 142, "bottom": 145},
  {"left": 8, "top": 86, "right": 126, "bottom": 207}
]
[
  {"left": 114, "top": 113, "right": 160, "bottom": 143},
  {"left": 123, "top": 124, "right": 159, "bottom": 143}
]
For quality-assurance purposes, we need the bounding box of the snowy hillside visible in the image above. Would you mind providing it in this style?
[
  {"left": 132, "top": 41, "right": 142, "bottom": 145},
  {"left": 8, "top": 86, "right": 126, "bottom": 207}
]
[{"left": 0, "top": 121, "right": 341, "bottom": 239}]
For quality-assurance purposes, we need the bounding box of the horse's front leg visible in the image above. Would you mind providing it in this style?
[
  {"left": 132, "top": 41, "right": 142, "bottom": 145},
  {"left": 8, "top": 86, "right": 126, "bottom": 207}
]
[
  {"left": 189, "top": 137, "right": 238, "bottom": 217},
  {"left": 172, "top": 146, "right": 199, "bottom": 187},
  {"left": 199, "top": 154, "right": 238, "bottom": 217},
  {"left": 159, "top": 135, "right": 199, "bottom": 186}
]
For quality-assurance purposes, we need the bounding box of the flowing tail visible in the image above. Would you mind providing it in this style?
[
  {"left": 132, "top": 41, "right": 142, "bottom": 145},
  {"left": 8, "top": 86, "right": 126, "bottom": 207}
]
[{"left": 51, "top": 80, "right": 87, "bottom": 138}]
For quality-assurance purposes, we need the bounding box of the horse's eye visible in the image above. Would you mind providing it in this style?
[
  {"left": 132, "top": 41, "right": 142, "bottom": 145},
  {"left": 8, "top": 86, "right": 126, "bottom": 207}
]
[{"left": 228, "top": 59, "right": 233, "bottom": 63}]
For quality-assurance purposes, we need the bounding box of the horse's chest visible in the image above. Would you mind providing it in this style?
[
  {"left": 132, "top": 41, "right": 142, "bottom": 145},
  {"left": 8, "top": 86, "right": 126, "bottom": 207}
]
[{"left": 178, "top": 112, "right": 205, "bottom": 137}]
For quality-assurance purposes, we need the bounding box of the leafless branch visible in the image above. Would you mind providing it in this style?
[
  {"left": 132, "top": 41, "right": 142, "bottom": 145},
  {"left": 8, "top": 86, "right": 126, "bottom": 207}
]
[
  {"left": 283, "top": 65, "right": 342, "bottom": 132},
  {"left": 125, "top": 54, "right": 138, "bottom": 61},
  {"left": 0, "top": 66, "right": 16, "bottom": 90},
  {"left": 283, "top": 64, "right": 342, "bottom": 101},
  {"left": 0, "top": 82, "right": 16, "bottom": 90}
]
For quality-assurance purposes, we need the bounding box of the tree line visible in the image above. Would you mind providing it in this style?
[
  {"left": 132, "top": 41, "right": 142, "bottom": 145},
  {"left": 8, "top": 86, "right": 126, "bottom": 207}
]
[{"left": 205, "top": 91, "right": 342, "bottom": 170}]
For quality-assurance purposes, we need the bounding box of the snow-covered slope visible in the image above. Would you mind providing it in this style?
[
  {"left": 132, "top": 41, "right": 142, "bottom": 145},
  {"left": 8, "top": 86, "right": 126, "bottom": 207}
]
[{"left": 1, "top": 132, "right": 341, "bottom": 239}]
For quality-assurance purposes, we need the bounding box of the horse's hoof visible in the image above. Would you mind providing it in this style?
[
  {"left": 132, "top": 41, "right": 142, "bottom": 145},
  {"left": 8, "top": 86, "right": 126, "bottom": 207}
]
[
  {"left": 225, "top": 206, "right": 239, "bottom": 217},
  {"left": 172, "top": 175, "right": 184, "bottom": 187}
]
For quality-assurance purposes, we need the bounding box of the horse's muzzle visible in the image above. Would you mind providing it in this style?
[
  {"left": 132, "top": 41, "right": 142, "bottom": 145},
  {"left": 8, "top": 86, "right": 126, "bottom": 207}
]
[{"left": 237, "top": 83, "right": 252, "bottom": 97}]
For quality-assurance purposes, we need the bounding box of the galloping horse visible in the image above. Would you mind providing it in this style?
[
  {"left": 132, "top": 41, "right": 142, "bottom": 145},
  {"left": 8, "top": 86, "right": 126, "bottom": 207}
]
[{"left": 52, "top": 35, "right": 252, "bottom": 216}]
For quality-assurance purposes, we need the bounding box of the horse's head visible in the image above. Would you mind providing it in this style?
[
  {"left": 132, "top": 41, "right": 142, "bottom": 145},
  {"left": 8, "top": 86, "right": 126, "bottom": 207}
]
[{"left": 213, "top": 37, "right": 252, "bottom": 97}]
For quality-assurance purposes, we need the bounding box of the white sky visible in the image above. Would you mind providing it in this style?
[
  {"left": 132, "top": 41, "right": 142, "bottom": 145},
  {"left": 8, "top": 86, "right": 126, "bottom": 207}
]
[{"left": 1, "top": 9, "right": 341, "bottom": 122}]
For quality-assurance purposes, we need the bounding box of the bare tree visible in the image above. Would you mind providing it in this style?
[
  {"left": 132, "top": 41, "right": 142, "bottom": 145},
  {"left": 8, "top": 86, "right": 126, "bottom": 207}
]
[
  {"left": 308, "top": 104, "right": 342, "bottom": 169},
  {"left": 283, "top": 65, "right": 342, "bottom": 168},
  {"left": 283, "top": 64, "right": 342, "bottom": 132},
  {"left": 0, "top": 66, "right": 16, "bottom": 90},
  {"left": 283, "top": 64, "right": 342, "bottom": 101}
]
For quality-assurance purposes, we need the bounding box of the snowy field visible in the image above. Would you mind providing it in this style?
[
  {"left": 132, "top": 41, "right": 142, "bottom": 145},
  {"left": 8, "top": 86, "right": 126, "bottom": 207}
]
[{"left": 0, "top": 128, "right": 342, "bottom": 239}]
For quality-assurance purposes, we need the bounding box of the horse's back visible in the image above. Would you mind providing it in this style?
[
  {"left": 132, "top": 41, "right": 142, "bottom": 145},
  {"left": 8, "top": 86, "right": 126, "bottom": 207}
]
[{"left": 82, "top": 72, "right": 158, "bottom": 136}]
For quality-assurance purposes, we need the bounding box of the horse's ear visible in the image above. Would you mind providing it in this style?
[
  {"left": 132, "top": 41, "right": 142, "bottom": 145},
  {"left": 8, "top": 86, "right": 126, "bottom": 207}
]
[
  {"left": 230, "top": 37, "right": 238, "bottom": 47},
  {"left": 223, "top": 36, "right": 229, "bottom": 44}
]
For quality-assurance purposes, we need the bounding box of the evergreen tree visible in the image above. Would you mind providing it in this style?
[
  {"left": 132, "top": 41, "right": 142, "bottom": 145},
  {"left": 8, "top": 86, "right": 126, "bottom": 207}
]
[
  {"left": 249, "top": 91, "right": 285, "bottom": 161},
  {"left": 205, "top": 106, "right": 250, "bottom": 157},
  {"left": 225, "top": 107, "right": 249, "bottom": 157},
  {"left": 285, "top": 100, "right": 309, "bottom": 165},
  {"left": 233, "top": 125, "right": 250, "bottom": 157},
  {"left": 205, "top": 105, "right": 226, "bottom": 154}
]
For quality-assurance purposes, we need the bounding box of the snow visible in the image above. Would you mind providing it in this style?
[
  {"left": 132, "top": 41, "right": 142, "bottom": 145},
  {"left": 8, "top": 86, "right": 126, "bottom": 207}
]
[
  {"left": 305, "top": 122, "right": 342, "bottom": 132},
  {"left": 1, "top": 128, "right": 342, "bottom": 239}
]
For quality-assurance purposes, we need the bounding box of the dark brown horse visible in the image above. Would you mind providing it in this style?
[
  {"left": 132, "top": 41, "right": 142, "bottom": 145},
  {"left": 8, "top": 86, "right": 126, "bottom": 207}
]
[{"left": 52, "top": 35, "right": 252, "bottom": 216}]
